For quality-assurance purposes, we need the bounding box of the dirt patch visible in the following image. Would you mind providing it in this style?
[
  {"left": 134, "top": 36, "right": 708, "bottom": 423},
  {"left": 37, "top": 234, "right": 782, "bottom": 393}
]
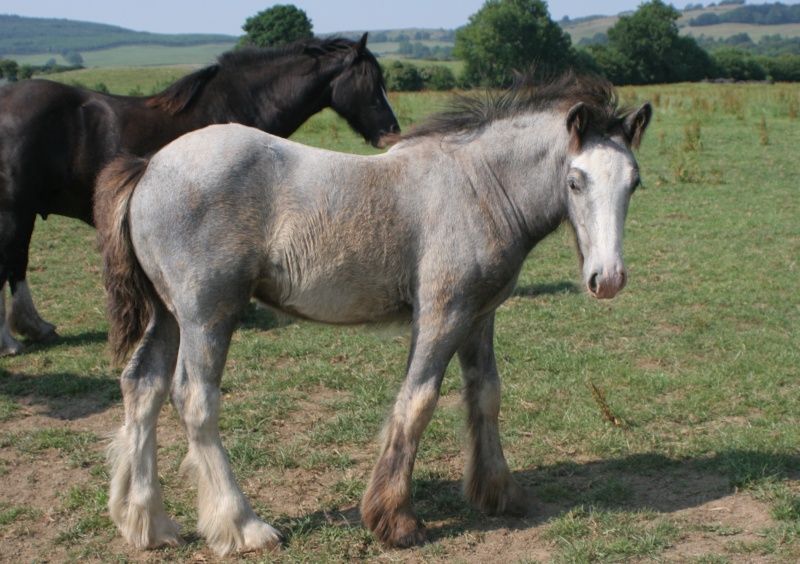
[{"left": 0, "top": 390, "right": 792, "bottom": 563}]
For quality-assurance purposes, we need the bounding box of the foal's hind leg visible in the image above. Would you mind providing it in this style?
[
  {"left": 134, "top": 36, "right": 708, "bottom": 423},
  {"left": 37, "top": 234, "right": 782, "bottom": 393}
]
[
  {"left": 457, "top": 313, "right": 531, "bottom": 516},
  {"left": 108, "top": 302, "right": 183, "bottom": 549},
  {"left": 170, "top": 321, "right": 280, "bottom": 556}
]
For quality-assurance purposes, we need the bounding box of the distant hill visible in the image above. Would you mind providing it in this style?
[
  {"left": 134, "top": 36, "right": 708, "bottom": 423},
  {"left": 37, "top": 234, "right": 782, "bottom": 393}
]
[
  {"left": 0, "top": 14, "right": 237, "bottom": 55},
  {"left": 3, "top": 6, "right": 800, "bottom": 69},
  {"left": 561, "top": 3, "right": 800, "bottom": 43}
]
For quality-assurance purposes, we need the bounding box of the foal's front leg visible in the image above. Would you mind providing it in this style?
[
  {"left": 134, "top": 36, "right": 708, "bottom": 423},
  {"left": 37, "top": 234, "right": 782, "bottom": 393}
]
[
  {"left": 361, "top": 306, "right": 472, "bottom": 548},
  {"left": 457, "top": 313, "right": 531, "bottom": 516}
]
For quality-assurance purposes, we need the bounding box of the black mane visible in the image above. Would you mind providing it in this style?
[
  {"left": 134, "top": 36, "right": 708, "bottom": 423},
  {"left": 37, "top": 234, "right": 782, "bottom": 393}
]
[
  {"left": 147, "top": 37, "right": 370, "bottom": 115},
  {"left": 217, "top": 37, "right": 362, "bottom": 69},
  {"left": 401, "top": 71, "right": 627, "bottom": 142}
]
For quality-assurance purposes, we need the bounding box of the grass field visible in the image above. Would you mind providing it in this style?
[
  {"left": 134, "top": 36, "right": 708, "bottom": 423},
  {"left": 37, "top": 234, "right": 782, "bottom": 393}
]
[
  {"left": 8, "top": 42, "right": 235, "bottom": 68},
  {"left": 1, "top": 80, "right": 799, "bottom": 562}
]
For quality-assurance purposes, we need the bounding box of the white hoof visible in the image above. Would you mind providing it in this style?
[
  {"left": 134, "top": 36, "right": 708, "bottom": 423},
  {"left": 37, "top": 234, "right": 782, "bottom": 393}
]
[
  {"left": 205, "top": 516, "right": 282, "bottom": 556},
  {"left": 240, "top": 519, "right": 282, "bottom": 554},
  {"left": 121, "top": 504, "right": 184, "bottom": 550}
]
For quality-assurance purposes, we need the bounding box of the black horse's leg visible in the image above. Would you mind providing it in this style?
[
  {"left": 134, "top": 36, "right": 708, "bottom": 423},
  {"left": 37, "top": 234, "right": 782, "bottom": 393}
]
[
  {"left": 457, "top": 312, "right": 531, "bottom": 516},
  {"left": 7, "top": 213, "right": 58, "bottom": 342},
  {"left": 0, "top": 212, "right": 23, "bottom": 355},
  {"left": 0, "top": 274, "right": 22, "bottom": 356}
]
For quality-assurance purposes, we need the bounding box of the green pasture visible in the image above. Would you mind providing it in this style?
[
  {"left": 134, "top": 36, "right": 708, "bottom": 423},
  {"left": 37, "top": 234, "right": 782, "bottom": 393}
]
[
  {"left": 42, "top": 61, "right": 463, "bottom": 98},
  {"left": 0, "top": 80, "right": 799, "bottom": 562},
  {"left": 8, "top": 42, "right": 234, "bottom": 68},
  {"left": 43, "top": 65, "right": 200, "bottom": 96}
]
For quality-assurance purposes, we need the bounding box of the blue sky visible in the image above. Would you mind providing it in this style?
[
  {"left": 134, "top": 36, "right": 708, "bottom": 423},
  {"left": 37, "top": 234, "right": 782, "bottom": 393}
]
[{"left": 2, "top": 0, "right": 799, "bottom": 36}]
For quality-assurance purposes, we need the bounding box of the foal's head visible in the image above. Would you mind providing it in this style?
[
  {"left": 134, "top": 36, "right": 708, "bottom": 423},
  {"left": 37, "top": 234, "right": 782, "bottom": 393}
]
[
  {"left": 329, "top": 34, "right": 400, "bottom": 147},
  {"left": 564, "top": 96, "right": 652, "bottom": 299}
]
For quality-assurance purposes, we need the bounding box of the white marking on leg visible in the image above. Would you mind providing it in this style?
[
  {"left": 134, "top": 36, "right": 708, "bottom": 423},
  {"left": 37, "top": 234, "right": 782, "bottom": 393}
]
[
  {"left": 109, "top": 317, "right": 183, "bottom": 550},
  {"left": 174, "top": 349, "right": 280, "bottom": 555},
  {"left": 0, "top": 284, "right": 23, "bottom": 356},
  {"left": 7, "top": 280, "right": 57, "bottom": 341}
]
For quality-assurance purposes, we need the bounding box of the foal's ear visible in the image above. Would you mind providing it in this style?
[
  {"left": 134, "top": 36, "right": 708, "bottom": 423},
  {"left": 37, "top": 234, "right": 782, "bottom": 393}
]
[
  {"left": 566, "top": 103, "right": 588, "bottom": 135},
  {"left": 566, "top": 103, "right": 589, "bottom": 148},
  {"left": 623, "top": 103, "right": 653, "bottom": 149}
]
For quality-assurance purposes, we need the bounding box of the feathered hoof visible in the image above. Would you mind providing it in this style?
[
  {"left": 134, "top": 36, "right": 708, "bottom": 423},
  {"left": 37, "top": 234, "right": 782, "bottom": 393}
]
[
  {"left": 467, "top": 475, "right": 535, "bottom": 518},
  {"left": 121, "top": 508, "right": 184, "bottom": 551},
  {"left": 362, "top": 503, "right": 426, "bottom": 548},
  {"left": 8, "top": 314, "right": 57, "bottom": 343},
  {"left": 203, "top": 517, "right": 282, "bottom": 556}
]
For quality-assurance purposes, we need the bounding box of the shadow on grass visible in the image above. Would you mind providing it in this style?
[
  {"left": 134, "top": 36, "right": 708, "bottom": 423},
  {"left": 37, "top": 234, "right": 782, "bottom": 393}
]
[
  {"left": 0, "top": 370, "right": 121, "bottom": 420},
  {"left": 15, "top": 330, "right": 108, "bottom": 354},
  {"left": 273, "top": 449, "right": 800, "bottom": 546},
  {"left": 513, "top": 281, "right": 581, "bottom": 297},
  {"left": 237, "top": 301, "right": 295, "bottom": 332}
]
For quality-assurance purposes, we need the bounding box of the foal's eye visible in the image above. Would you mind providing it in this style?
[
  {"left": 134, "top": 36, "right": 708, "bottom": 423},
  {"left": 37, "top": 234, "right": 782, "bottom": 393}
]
[{"left": 568, "top": 179, "right": 580, "bottom": 192}]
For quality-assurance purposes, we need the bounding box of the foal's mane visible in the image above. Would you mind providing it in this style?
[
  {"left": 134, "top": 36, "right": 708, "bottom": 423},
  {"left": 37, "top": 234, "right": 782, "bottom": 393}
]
[
  {"left": 399, "top": 71, "right": 626, "bottom": 143},
  {"left": 146, "top": 37, "right": 371, "bottom": 115}
]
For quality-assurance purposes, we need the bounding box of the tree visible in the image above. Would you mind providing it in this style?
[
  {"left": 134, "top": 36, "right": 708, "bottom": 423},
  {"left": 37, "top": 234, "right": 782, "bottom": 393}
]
[
  {"left": 419, "top": 65, "right": 457, "bottom": 90},
  {"left": 712, "top": 48, "right": 767, "bottom": 80},
  {"left": 63, "top": 51, "right": 83, "bottom": 66},
  {"left": 0, "top": 59, "right": 18, "bottom": 80},
  {"left": 453, "top": 0, "right": 575, "bottom": 88},
  {"left": 591, "top": 0, "right": 716, "bottom": 84},
  {"left": 239, "top": 4, "right": 313, "bottom": 48},
  {"left": 383, "top": 61, "right": 423, "bottom": 91}
]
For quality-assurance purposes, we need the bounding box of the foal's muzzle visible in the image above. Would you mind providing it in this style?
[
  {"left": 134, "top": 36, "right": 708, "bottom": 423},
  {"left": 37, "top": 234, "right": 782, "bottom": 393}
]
[{"left": 587, "top": 264, "right": 628, "bottom": 300}]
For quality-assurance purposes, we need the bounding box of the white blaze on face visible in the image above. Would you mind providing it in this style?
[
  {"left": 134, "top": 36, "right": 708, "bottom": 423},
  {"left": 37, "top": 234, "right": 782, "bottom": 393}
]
[
  {"left": 568, "top": 140, "right": 640, "bottom": 299},
  {"left": 381, "top": 87, "right": 398, "bottom": 124}
]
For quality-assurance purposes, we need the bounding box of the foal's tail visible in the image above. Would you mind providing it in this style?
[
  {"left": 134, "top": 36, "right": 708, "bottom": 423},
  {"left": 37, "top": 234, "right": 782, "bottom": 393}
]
[{"left": 94, "top": 154, "right": 155, "bottom": 364}]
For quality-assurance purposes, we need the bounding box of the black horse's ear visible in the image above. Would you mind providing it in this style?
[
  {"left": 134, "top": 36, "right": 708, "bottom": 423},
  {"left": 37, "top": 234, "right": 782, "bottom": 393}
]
[
  {"left": 566, "top": 102, "right": 588, "bottom": 137},
  {"left": 357, "top": 32, "right": 369, "bottom": 53},
  {"left": 623, "top": 103, "right": 653, "bottom": 149}
]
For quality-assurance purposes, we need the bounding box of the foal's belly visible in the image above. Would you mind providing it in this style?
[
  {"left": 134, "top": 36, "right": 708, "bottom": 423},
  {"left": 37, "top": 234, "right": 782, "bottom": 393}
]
[{"left": 254, "top": 274, "right": 413, "bottom": 326}]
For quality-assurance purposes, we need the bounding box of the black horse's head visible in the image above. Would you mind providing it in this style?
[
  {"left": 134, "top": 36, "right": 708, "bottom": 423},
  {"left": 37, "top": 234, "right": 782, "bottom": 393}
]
[{"left": 330, "top": 34, "right": 400, "bottom": 148}]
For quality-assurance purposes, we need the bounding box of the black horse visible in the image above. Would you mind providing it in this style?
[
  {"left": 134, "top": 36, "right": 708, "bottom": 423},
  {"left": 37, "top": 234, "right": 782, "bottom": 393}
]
[{"left": 0, "top": 34, "right": 399, "bottom": 355}]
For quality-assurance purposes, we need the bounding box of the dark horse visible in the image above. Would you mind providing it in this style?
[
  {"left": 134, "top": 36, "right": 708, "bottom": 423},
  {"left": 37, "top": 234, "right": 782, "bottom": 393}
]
[{"left": 0, "top": 34, "right": 399, "bottom": 355}]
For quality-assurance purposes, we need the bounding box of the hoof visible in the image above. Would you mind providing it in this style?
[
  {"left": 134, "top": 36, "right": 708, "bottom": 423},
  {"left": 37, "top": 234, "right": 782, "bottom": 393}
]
[
  {"left": 0, "top": 331, "right": 23, "bottom": 356},
  {"left": 238, "top": 519, "right": 282, "bottom": 554},
  {"left": 363, "top": 505, "right": 426, "bottom": 548},
  {"left": 467, "top": 475, "right": 534, "bottom": 517},
  {"left": 385, "top": 518, "right": 426, "bottom": 548},
  {"left": 17, "top": 324, "right": 58, "bottom": 343},
  {"left": 204, "top": 518, "right": 282, "bottom": 556},
  {"left": 120, "top": 509, "right": 184, "bottom": 551}
]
